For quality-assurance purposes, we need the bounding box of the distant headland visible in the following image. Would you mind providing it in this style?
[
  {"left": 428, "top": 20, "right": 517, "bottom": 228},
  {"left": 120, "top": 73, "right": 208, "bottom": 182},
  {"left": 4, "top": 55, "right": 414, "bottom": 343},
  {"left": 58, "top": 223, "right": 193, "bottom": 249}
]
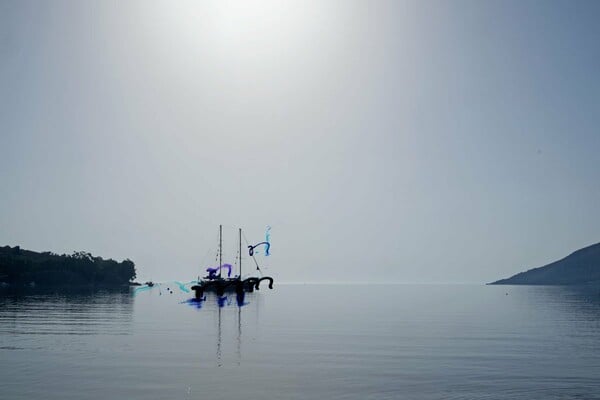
[
  {"left": 0, "top": 245, "right": 136, "bottom": 287},
  {"left": 490, "top": 242, "right": 600, "bottom": 285}
]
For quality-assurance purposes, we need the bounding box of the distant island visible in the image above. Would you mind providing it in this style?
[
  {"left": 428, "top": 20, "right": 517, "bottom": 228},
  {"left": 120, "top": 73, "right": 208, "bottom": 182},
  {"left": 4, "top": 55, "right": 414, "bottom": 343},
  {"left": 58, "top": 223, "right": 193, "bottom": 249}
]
[
  {"left": 0, "top": 245, "right": 136, "bottom": 287},
  {"left": 490, "top": 242, "right": 600, "bottom": 285}
]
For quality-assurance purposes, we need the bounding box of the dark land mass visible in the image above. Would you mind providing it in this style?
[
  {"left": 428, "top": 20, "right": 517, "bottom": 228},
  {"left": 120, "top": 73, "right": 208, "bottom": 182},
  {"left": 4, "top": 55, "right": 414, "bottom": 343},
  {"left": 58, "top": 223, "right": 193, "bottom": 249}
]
[
  {"left": 490, "top": 242, "right": 600, "bottom": 285},
  {"left": 0, "top": 245, "right": 136, "bottom": 287}
]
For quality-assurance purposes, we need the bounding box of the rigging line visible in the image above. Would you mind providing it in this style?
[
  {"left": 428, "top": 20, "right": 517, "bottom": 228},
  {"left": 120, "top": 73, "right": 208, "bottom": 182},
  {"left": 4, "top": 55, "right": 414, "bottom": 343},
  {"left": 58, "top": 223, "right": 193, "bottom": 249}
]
[
  {"left": 215, "top": 230, "right": 221, "bottom": 264},
  {"left": 242, "top": 231, "right": 262, "bottom": 273},
  {"left": 198, "top": 246, "right": 213, "bottom": 279},
  {"left": 196, "top": 231, "right": 221, "bottom": 280},
  {"left": 200, "top": 231, "right": 220, "bottom": 272}
]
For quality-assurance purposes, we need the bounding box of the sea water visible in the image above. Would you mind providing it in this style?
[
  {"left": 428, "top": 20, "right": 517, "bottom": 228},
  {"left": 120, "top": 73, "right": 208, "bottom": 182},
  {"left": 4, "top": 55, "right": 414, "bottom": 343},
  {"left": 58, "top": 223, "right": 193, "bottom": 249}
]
[{"left": 1, "top": 284, "right": 600, "bottom": 399}]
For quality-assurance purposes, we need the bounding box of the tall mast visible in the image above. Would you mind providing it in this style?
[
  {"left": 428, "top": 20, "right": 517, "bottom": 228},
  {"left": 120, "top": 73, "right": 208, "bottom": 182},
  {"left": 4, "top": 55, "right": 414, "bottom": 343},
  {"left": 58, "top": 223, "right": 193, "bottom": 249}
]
[
  {"left": 219, "top": 224, "right": 222, "bottom": 278},
  {"left": 239, "top": 228, "right": 242, "bottom": 280}
]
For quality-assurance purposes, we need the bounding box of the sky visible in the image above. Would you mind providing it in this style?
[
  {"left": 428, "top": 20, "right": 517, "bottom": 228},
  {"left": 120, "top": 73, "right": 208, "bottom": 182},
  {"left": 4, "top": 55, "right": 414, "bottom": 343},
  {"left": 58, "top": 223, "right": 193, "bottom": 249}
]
[{"left": 1, "top": 0, "right": 599, "bottom": 284}]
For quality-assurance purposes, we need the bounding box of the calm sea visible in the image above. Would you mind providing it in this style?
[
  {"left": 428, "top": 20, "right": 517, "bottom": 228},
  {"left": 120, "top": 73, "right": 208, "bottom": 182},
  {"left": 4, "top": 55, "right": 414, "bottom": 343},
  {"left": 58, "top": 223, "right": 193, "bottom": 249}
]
[{"left": 1, "top": 284, "right": 599, "bottom": 399}]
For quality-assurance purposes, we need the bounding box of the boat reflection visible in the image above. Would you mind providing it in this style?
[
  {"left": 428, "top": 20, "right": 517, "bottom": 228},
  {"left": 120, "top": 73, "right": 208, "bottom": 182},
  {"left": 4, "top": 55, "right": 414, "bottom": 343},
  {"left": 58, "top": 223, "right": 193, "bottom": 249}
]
[{"left": 184, "top": 290, "right": 258, "bottom": 366}]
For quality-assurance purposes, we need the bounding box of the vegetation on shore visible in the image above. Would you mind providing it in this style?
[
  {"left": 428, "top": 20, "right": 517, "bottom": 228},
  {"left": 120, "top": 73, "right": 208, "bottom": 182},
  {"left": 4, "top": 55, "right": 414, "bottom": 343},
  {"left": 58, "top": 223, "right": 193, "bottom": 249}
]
[{"left": 0, "top": 245, "right": 136, "bottom": 286}]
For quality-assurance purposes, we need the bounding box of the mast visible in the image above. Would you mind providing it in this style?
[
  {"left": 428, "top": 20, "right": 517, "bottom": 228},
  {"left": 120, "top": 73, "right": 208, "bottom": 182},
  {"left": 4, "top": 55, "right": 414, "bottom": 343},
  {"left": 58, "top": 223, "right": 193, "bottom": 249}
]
[
  {"left": 239, "top": 228, "right": 242, "bottom": 280},
  {"left": 219, "top": 224, "right": 222, "bottom": 278}
]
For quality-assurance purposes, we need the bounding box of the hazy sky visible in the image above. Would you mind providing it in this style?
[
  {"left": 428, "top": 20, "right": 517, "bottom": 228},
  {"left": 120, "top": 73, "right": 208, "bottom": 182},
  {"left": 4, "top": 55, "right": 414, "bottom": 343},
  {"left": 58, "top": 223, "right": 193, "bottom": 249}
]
[{"left": 1, "top": 0, "right": 599, "bottom": 283}]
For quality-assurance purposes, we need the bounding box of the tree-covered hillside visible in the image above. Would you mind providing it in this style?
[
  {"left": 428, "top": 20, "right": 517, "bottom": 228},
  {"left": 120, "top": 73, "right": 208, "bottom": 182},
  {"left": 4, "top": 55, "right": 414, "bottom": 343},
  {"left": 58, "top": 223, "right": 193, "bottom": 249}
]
[{"left": 0, "top": 246, "right": 136, "bottom": 286}]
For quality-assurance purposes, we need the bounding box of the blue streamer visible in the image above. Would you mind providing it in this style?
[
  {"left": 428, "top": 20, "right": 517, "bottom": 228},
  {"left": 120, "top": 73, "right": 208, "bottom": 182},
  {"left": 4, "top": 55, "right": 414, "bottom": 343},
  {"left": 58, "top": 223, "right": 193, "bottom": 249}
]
[
  {"left": 133, "top": 285, "right": 153, "bottom": 296},
  {"left": 174, "top": 281, "right": 190, "bottom": 293},
  {"left": 248, "top": 242, "right": 270, "bottom": 257},
  {"left": 265, "top": 225, "right": 271, "bottom": 256}
]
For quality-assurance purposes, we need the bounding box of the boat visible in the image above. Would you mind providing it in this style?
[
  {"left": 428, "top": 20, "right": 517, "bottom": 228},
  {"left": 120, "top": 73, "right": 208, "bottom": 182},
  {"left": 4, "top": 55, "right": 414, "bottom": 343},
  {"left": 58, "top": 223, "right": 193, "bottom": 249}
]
[{"left": 191, "top": 225, "right": 274, "bottom": 300}]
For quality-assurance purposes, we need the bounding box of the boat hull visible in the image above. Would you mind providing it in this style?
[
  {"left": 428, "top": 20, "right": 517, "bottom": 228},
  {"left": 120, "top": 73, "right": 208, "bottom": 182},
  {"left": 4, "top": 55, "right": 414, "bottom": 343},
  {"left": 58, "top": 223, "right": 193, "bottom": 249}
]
[{"left": 191, "top": 277, "right": 274, "bottom": 299}]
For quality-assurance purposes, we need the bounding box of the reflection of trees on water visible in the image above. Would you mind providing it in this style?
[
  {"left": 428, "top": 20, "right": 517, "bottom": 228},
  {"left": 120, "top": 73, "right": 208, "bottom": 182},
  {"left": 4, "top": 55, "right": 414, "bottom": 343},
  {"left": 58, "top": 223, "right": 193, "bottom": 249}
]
[{"left": 0, "top": 287, "right": 134, "bottom": 336}]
